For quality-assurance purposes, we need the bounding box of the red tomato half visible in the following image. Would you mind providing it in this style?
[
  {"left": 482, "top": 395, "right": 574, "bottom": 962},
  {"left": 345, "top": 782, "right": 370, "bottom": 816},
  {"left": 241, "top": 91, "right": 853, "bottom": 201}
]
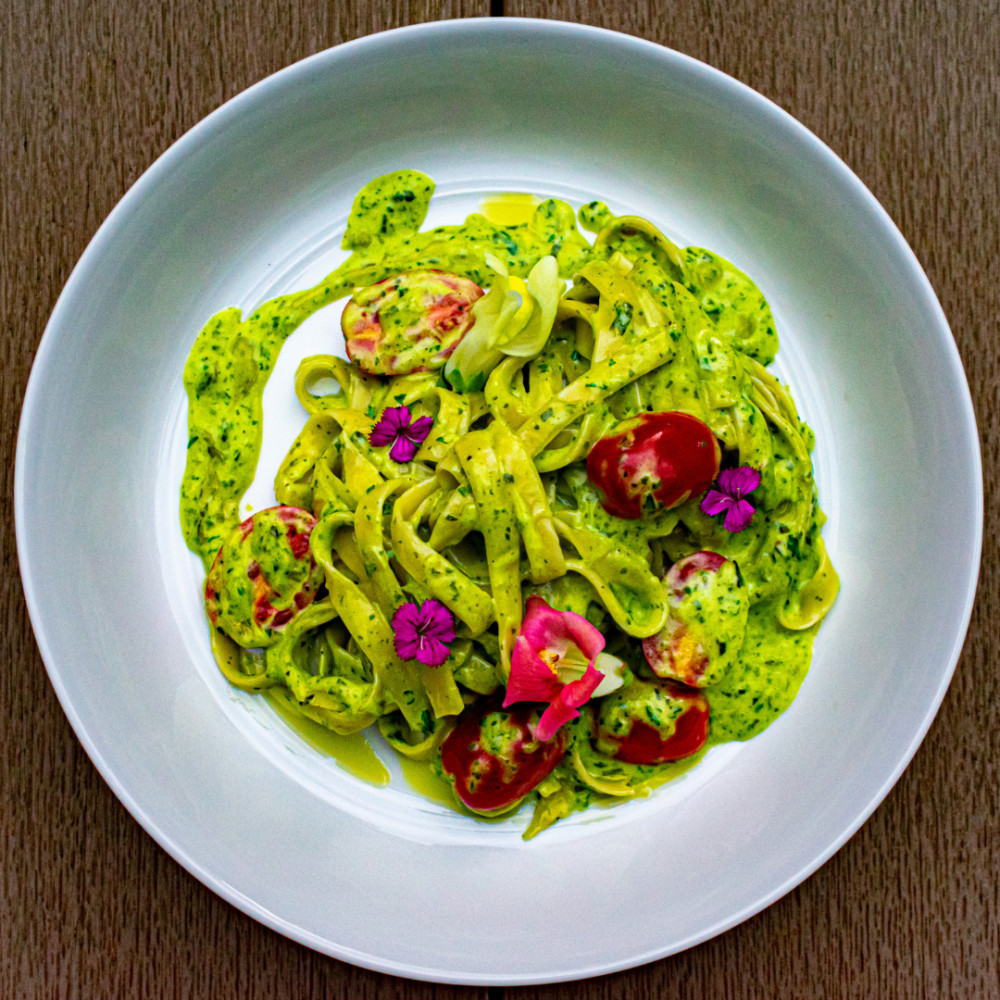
[
  {"left": 342, "top": 269, "right": 483, "bottom": 376},
  {"left": 586, "top": 411, "right": 721, "bottom": 520},
  {"left": 440, "top": 697, "right": 565, "bottom": 816},
  {"left": 204, "top": 505, "right": 323, "bottom": 648},
  {"left": 642, "top": 551, "right": 743, "bottom": 688},
  {"left": 595, "top": 679, "right": 709, "bottom": 765}
]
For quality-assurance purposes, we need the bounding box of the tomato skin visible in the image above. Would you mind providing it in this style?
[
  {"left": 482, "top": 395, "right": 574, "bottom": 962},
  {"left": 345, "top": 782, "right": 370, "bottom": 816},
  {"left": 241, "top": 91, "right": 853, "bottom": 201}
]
[
  {"left": 342, "top": 269, "right": 483, "bottom": 376},
  {"left": 642, "top": 551, "right": 747, "bottom": 688},
  {"left": 595, "top": 680, "right": 709, "bottom": 765},
  {"left": 665, "top": 550, "right": 729, "bottom": 587},
  {"left": 586, "top": 412, "right": 721, "bottom": 520},
  {"left": 204, "top": 505, "right": 323, "bottom": 648},
  {"left": 440, "top": 697, "right": 565, "bottom": 816}
]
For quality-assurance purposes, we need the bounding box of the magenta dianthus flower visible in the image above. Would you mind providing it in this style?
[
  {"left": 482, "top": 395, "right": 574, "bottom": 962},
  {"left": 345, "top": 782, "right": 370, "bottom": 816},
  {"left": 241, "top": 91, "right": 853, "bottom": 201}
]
[
  {"left": 700, "top": 465, "right": 761, "bottom": 532},
  {"left": 391, "top": 599, "right": 456, "bottom": 667},
  {"left": 369, "top": 405, "right": 434, "bottom": 463}
]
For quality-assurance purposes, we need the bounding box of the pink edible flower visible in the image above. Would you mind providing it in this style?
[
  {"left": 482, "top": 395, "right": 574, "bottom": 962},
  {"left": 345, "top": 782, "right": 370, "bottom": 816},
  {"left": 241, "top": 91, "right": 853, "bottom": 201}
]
[
  {"left": 504, "top": 596, "right": 623, "bottom": 742},
  {"left": 392, "top": 599, "right": 456, "bottom": 667},
  {"left": 369, "top": 405, "right": 434, "bottom": 463},
  {"left": 700, "top": 465, "right": 762, "bottom": 532}
]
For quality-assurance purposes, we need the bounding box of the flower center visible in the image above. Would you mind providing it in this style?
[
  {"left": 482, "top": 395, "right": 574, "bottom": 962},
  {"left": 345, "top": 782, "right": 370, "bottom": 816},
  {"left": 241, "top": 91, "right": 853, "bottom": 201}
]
[{"left": 541, "top": 644, "right": 590, "bottom": 685}]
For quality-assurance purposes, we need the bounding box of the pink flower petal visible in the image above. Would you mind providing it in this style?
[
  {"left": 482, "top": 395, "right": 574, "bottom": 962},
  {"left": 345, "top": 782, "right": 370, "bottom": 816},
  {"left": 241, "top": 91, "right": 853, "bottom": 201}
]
[
  {"left": 370, "top": 405, "right": 411, "bottom": 446},
  {"left": 700, "top": 465, "right": 760, "bottom": 532},
  {"left": 533, "top": 666, "right": 603, "bottom": 741},
  {"left": 723, "top": 497, "right": 756, "bottom": 532},
  {"left": 418, "top": 599, "right": 456, "bottom": 643},
  {"left": 408, "top": 415, "right": 434, "bottom": 443},
  {"left": 519, "top": 596, "right": 604, "bottom": 662},
  {"left": 534, "top": 699, "right": 581, "bottom": 742},
  {"left": 369, "top": 424, "right": 397, "bottom": 447},
  {"left": 517, "top": 596, "right": 564, "bottom": 649},
  {"left": 391, "top": 600, "right": 455, "bottom": 666},
  {"left": 503, "top": 598, "right": 610, "bottom": 739},
  {"left": 559, "top": 662, "right": 605, "bottom": 709},
  {"left": 504, "top": 637, "right": 563, "bottom": 706},
  {"left": 415, "top": 636, "right": 451, "bottom": 667},
  {"left": 392, "top": 604, "right": 423, "bottom": 660},
  {"left": 388, "top": 435, "right": 420, "bottom": 462},
  {"left": 370, "top": 405, "right": 435, "bottom": 464},
  {"left": 699, "top": 488, "right": 732, "bottom": 517},
  {"left": 718, "top": 465, "right": 761, "bottom": 498},
  {"left": 562, "top": 611, "right": 605, "bottom": 662}
]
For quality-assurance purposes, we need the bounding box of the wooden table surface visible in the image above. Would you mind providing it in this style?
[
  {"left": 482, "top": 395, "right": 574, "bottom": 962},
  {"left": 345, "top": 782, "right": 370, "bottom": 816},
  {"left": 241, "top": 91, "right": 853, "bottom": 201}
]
[{"left": 3, "top": 1, "right": 998, "bottom": 996}]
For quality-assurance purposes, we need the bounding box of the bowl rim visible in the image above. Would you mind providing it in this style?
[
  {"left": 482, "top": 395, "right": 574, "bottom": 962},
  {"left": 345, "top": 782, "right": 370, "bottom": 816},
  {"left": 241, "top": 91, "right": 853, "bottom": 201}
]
[{"left": 15, "top": 16, "right": 984, "bottom": 985}]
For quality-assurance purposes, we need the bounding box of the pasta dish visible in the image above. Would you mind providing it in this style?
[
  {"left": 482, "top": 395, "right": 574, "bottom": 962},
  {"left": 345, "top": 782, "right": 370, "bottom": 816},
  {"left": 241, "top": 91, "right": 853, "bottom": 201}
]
[{"left": 180, "top": 169, "right": 838, "bottom": 837}]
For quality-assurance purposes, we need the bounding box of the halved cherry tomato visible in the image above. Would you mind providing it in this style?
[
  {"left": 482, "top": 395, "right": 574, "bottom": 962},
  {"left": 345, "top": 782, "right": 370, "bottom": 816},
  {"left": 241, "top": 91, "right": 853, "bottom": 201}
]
[
  {"left": 205, "top": 505, "right": 324, "bottom": 648},
  {"left": 594, "top": 678, "right": 709, "bottom": 764},
  {"left": 642, "top": 551, "right": 748, "bottom": 688},
  {"left": 440, "top": 696, "right": 565, "bottom": 816},
  {"left": 585, "top": 411, "right": 720, "bottom": 520},
  {"left": 342, "top": 269, "right": 483, "bottom": 376}
]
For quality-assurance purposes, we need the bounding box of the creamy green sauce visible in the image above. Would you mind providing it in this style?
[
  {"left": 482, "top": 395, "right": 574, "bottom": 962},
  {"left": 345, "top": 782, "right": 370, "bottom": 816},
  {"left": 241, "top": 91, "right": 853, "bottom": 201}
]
[
  {"left": 264, "top": 687, "right": 390, "bottom": 785},
  {"left": 668, "top": 557, "right": 749, "bottom": 688},
  {"left": 180, "top": 170, "right": 835, "bottom": 826},
  {"left": 707, "top": 603, "right": 815, "bottom": 743},
  {"left": 181, "top": 169, "right": 593, "bottom": 566}
]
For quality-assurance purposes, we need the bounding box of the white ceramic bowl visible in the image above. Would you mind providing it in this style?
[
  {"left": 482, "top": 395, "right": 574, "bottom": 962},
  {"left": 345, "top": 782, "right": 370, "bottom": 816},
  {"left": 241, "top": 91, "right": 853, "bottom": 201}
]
[{"left": 16, "top": 18, "right": 981, "bottom": 985}]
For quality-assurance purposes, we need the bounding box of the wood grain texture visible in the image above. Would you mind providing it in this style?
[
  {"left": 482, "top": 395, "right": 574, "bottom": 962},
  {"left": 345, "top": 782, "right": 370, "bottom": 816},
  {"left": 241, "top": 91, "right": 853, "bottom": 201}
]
[
  {"left": 504, "top": 1, "right": 1000, "bottom": 998},
  {"left": 2, "top": 4, "right": 490, "bottom": 999},
  {"left": 3, "top": 1, "right": 998, "bottom": 997}
]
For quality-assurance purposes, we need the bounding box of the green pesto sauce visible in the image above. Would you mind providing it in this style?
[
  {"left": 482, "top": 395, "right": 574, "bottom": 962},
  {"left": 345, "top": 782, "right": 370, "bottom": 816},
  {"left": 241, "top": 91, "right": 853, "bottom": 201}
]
[
  {"left": 478, "top": 710, "right": 527, "bottom": 759},
  {"left": 181, "top": 169, "right": 833, "bottom": 822},
  {"left": 671, "top": 558, "right": 749, "bottom": 687},
  {"left": 180, "top": 169, "right": 597, "bottom": 565},
  {"left": 264, "top": 687, "right": 390, "bottom": 785},
  {"left": 526, "top": 573, "right": 608, "bottom": 630},
  {"left": 564, "top": 708, "right": 708, "bottom": 794},
  {"left": 596, "top": 678, "right": 688, "bottom": 745},
  {"left": 181, "top": 294, "right": 346, "bottom": 565},
  {"left": 707, "top": 602, "right": 816, "bottom": 743},
  {"left": 207, "top": 507, "right": 318, "bottom": 647}
]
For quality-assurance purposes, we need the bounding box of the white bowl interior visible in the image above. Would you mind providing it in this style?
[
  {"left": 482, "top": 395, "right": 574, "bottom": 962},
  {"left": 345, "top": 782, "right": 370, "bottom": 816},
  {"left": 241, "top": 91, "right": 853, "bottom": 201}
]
[{"left": 16, "top": 18, "right": 981, "bottom": 985}]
